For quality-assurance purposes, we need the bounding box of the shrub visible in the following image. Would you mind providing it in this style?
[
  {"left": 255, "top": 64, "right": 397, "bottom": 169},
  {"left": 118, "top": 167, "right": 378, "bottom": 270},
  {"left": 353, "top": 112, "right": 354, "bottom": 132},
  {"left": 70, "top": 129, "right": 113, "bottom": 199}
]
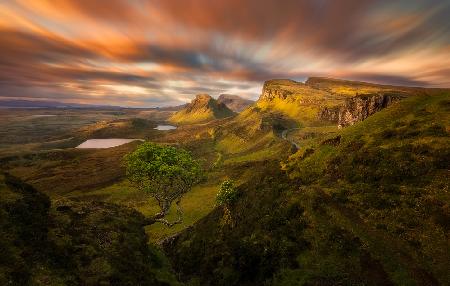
[{"left": 216, "top": 180, "right": 239, "bottom": 206}]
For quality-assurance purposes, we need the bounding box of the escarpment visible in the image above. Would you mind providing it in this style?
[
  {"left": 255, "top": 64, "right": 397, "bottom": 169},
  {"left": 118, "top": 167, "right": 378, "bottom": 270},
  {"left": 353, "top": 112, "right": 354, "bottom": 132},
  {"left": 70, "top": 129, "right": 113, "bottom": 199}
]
[
  {"left": 318, "top": 93, "right": 405, "bottom": 127},
  {"left": 256, "top": 78, "right": 412, "bottom": 128}
]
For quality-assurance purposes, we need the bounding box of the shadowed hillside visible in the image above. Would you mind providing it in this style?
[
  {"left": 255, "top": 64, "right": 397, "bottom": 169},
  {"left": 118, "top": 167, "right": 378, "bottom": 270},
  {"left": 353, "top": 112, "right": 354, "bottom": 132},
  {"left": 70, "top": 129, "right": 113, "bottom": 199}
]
[{"left": 0, "top": 174, "right": 180, "bottom": 285}]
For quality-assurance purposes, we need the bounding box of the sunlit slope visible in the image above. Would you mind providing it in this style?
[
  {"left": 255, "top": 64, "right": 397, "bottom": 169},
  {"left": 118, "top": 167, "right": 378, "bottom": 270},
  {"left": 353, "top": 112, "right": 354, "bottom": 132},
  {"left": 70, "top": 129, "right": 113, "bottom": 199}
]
[{"left": 256, "top": 79, "right": 343, "bottom": 125}]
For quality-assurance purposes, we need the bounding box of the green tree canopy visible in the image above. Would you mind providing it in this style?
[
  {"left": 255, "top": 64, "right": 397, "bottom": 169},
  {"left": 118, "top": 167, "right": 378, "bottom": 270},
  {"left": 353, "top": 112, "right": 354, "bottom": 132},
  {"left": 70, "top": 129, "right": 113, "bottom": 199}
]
[{"left": 125, "top": 142, "right": 202, "bottom": 227}]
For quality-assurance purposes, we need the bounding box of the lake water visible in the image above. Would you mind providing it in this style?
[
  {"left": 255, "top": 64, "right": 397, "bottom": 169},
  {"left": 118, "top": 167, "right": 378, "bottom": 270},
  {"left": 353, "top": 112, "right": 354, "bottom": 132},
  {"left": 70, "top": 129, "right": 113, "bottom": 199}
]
[
  {"left": 30, "top": 115, "right": 57, "bottom": 118},
  {"left": 76, "top": 139, "right": 142, "bottom": 149},
  {"left": 154, "top": 124, "right": 177, "bottom": 130}
]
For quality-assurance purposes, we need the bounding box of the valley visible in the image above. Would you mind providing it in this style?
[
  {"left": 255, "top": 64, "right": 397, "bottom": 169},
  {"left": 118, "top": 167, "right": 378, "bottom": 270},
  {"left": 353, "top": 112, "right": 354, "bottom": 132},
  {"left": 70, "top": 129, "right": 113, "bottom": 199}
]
[{"left": 1, "top": 78, "right": 449, "bottom": 285}]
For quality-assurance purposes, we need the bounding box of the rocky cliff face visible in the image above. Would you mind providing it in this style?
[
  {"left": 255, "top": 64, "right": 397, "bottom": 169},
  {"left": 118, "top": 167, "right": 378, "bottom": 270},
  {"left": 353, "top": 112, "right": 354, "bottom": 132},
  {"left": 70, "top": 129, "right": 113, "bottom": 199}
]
[{"left": 318, "top": 93, "right": 404, "bottom": 127}]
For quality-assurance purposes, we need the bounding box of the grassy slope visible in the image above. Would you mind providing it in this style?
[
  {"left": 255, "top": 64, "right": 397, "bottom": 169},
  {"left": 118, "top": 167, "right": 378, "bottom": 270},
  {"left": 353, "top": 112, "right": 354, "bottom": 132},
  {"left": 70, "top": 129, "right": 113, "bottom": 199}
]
[
  {"left": 67, "top": 111, "right": 292, "bottom": 242},
  {"left": 169, "top": 108, "right": 216, "bottom": 125},
  {"left": 164, "top": 92, "right": 450, "bottom": 286},
  {"left": 280, "top": 92, "right": 450, "bottom": 285}
]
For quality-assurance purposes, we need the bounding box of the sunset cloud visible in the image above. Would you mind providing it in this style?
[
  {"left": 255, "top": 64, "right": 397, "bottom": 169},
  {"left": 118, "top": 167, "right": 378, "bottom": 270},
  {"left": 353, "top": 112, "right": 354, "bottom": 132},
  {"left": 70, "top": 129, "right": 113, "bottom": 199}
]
[{"left": 0, "top": 0, "right": 449, "bottom": 107}]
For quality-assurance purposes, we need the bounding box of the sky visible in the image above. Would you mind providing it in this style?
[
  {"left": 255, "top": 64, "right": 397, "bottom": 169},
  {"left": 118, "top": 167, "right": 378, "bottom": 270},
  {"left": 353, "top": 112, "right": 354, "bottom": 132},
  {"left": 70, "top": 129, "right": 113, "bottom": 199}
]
[{"left": 0, "top": 0, "right": 449, "bottom": 107}]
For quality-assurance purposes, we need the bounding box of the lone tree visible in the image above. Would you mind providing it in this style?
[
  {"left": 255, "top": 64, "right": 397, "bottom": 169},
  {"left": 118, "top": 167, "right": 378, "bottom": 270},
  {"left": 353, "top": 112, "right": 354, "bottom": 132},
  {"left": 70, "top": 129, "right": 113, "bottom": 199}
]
[{"left": 125, "top": 142, "right": 202, "bottom": 227}]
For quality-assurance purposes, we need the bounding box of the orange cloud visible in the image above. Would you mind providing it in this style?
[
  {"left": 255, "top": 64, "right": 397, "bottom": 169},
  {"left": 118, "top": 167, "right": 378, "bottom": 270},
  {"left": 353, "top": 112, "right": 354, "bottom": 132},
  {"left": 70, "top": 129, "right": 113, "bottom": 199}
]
[{"left": 0, "top": 0, "right": 449, "bottom": 106}]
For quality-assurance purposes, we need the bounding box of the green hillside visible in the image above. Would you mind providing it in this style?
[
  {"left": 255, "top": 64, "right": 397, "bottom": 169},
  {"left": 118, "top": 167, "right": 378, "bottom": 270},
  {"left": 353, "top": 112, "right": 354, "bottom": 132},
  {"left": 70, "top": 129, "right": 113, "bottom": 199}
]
[{"left": 164, "top": 92, "right": 450, "bottom": 285}]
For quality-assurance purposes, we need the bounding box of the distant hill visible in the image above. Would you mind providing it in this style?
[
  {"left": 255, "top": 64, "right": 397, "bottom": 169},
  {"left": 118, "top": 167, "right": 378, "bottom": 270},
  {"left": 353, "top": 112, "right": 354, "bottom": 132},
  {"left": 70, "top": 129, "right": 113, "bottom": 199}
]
[
  {"left": 217, "top": 94, "right": 254, "bottom": 112},
  {"left": 0, "top": 99, "right": 120, "bottom": 109},
  {"left": 169, "top": 94, "right": 235, "bottom": 124}
]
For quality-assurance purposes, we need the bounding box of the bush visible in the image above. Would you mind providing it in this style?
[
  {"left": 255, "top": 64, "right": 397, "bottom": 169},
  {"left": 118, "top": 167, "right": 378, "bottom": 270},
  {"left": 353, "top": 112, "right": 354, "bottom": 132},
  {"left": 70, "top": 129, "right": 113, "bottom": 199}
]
[{"left": 216, "top": 180, "right": 239, "bottom": 206}]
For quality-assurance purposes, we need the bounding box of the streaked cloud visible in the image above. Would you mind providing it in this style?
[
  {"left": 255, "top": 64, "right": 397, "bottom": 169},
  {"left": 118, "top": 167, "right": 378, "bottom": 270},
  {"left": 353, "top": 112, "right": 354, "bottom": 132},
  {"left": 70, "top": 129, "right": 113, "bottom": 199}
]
[{"left": 0, "top": 0, "right": 449, "bottom": 107}]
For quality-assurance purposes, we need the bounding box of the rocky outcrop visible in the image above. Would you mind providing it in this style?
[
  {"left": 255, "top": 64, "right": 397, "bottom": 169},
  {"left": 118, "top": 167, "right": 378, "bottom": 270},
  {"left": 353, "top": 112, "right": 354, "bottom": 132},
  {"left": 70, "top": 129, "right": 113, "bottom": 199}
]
[
  {"left": 170, "top": 94, "right": 235, "bottom": 124},
  {"left": 318, "top": 93, "right": 404, "bottom": 127},
  {"left": 217, "top": 94, "right": 254, "bottom": 112},
  {"left": 184, "top": 94, "right": 217, "bottom": 112}
]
